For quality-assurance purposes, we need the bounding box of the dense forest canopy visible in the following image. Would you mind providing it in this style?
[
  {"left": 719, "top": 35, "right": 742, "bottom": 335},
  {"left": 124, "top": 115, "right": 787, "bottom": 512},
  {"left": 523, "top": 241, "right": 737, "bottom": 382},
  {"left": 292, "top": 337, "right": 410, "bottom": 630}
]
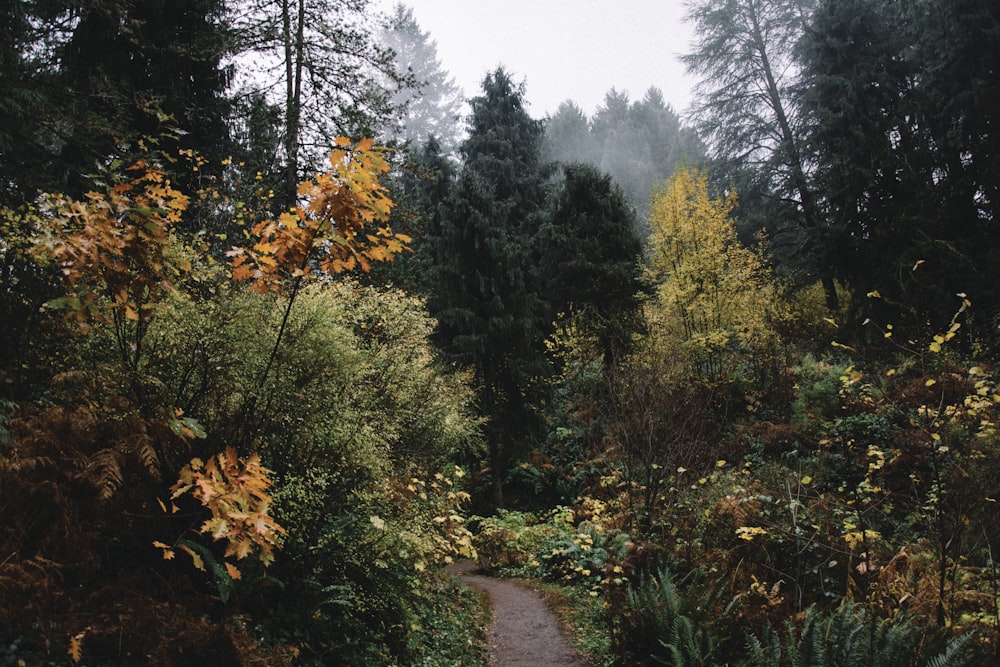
[{"left": 1, "top": 0, "right": 999, "bottom": 664}]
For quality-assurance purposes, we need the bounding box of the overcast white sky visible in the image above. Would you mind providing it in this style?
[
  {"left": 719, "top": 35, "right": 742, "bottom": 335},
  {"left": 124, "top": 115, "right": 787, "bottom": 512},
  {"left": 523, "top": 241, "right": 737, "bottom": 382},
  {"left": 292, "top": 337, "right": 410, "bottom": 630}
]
[{"left": 376, "top": 0, "right": 698, "bottom": 119}]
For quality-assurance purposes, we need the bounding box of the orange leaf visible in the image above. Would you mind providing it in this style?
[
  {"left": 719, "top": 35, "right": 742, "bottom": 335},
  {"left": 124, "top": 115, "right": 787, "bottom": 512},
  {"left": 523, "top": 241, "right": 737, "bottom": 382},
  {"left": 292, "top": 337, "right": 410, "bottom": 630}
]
[{"left": 68, "top": 630, "right": 86, "bottom": 664}]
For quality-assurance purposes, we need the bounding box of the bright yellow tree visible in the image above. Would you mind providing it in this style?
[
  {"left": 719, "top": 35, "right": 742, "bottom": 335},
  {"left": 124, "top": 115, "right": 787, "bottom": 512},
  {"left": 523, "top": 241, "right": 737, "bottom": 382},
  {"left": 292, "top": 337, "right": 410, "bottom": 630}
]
[{"left": 645, "top": 167, "right": 782, "bottom": 379}]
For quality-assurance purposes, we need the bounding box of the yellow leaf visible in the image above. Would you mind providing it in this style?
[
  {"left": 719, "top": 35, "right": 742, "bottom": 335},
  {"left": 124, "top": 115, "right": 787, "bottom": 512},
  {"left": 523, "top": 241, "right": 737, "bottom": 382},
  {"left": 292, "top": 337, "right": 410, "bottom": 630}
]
[
  {"left": 801, "top": 475, "right": 813, "bottom": 485},
  {"left": 179, "top": 544, "right": 204, "bottom": 571},
  {"left": 232, "top": 537, "right": 254, "bottom": 560},
  {"left": 152, "top": 541, "right": 175, "bottom": 560},
  {"left": 225, "top": 562, "right": 242, "bottom": 580},
  {"left": 925, "top": 379, "right": 937, "bottom": 387}
]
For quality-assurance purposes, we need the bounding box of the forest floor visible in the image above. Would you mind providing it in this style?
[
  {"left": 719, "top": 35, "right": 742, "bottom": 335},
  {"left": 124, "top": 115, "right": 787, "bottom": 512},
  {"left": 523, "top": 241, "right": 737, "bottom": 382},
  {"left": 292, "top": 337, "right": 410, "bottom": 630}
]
[{"left": 450, "top": 562, "right": 584, "bottom": 667}]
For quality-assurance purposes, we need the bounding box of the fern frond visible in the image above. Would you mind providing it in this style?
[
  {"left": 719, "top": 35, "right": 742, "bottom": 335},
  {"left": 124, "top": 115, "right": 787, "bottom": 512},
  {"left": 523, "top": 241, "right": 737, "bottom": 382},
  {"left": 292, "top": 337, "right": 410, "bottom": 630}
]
[
  {"left": 0, "top": 556, "right": 63, "bottom": 622},
  {"left": 790, "top": 609, "right": 826, "bottom": 667},
  {"left": 82, "top": 448, "right": 124, "bottom": 501},
  {"left": 746, "top": 628, "right": 782, "bottom": 667},
  {"left": 135, "top": 436, "right": 161, "bottom": 480},
  {"left": 924, "top": 633, "right": 975, "bottom": 667},
  {"left": 4, "top": 454, "right": 58, "bottom": 473}
]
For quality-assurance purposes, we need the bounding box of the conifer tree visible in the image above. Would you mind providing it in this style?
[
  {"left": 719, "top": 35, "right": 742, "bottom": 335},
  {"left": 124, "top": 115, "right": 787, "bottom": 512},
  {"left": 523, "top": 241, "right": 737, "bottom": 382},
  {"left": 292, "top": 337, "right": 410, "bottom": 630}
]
[
  {"left": 540, "top": 163, "right": 644, "bottom": 363},
  {"left": 381, "top": 3, "right": 464, "bottom": 154},
  {"left": 422, "top": 68, "right": 551, "bottom": 506}
]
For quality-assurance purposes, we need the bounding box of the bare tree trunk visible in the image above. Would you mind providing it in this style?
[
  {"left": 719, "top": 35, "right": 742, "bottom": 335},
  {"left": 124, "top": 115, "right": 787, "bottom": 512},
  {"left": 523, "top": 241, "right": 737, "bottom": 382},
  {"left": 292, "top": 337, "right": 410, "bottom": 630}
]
[{"left": 281, "top": 0, "right": 305, "bottom": 205}]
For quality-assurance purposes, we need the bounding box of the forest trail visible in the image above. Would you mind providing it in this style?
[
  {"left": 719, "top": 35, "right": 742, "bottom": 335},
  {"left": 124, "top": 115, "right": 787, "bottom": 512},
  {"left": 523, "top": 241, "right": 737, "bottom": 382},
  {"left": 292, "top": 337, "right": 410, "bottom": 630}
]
[{"left": 451, "top": 562, "right": 583, "bottom": 667}]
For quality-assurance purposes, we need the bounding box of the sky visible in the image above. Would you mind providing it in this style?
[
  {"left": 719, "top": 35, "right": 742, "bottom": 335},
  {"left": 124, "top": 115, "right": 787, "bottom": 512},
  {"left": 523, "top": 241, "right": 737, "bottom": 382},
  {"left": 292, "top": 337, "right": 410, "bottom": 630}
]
[{"left": 375, "top": 0, "right": 698, "bottom": 119}]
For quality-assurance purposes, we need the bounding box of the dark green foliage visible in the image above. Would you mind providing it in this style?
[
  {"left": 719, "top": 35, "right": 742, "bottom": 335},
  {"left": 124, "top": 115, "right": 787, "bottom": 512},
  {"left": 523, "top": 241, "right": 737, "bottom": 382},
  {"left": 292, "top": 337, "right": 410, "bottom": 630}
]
[
  {"left": 56, "top": 0, "right": 231, "bottom": 196},
  {"left": 799, "top": 0, "right": 1000, "bottom": 333},
  {"left": 380, "top": 135, "right": 458, "bottom": 291},
  {"left": 746, "top": 603, "right": 976, "bottom": 667},
  {"left": 614, "top": 566, "right": 734, "bottom": 666},
  {"left": 539, "top": 163, "right": 645, "bottom": 363},
  {"left": 422, "top": 67, "right": 553, "bottom": 506},
  {"left": 0, "top": 1, "right": 54, "bottom": 205}
]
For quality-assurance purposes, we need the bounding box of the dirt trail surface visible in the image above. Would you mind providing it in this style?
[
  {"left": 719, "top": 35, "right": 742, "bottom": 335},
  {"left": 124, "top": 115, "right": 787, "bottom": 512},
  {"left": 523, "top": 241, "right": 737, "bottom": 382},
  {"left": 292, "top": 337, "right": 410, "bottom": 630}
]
[{"left": 451, "top": 562, "right": 583, "bottom": 667}]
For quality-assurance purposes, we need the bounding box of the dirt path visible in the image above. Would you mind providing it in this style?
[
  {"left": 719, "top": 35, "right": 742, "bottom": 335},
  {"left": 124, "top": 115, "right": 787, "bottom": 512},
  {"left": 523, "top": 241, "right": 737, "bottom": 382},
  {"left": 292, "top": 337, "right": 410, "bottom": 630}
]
[{"left": 451, "top": 562, "right": 583, "bottom": 667}]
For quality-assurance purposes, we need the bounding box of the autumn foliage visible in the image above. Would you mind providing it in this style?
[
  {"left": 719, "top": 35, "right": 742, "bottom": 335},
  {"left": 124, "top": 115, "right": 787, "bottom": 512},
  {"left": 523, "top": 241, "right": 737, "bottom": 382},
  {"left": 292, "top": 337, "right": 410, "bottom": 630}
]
[
  {"left": 0, "top": 137, "right": 474, "bottom": 665},
  {"left": 155, "top": 447, "right": 286, "bottom": 580},
  {"left": 36, "top": 160, "right": 192, "bottom": 328},
  {"left": 228, "top": 137, "right": 410, "bottom": 292}
]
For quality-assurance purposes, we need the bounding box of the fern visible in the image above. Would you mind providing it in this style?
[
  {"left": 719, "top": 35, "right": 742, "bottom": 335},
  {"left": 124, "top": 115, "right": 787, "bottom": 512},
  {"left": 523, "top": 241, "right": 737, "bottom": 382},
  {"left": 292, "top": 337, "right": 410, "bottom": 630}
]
[
  {"left": 134, "top": 435, "right": 161, "bottom": 480},
  {"left": 924, "top": 633, "right": 974, "bottom": 667},
  {"left": 82, "top": 448, "right": 124, "bottom": 502},
  {"left": 745, "top": 603, "right": 978, "bottom": 667},
  {"left": 619, "top": 565, "right": 727, "bottom": 666},
  {"left": 746, "top": 629, "right": 783, "bottom": 667},
  {"left": 784, "top": 611, "right": 825, "bottom": 667}
]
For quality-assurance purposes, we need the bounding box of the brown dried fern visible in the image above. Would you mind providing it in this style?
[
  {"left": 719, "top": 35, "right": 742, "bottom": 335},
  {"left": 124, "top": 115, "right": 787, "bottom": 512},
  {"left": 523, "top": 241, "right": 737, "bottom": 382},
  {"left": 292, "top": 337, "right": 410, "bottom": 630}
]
[
  {"left": 0, "top": 555, "right": 63, "bottom": 623},
  {"left": 80, "top": 448, "right": 125, "bottom": 502}
]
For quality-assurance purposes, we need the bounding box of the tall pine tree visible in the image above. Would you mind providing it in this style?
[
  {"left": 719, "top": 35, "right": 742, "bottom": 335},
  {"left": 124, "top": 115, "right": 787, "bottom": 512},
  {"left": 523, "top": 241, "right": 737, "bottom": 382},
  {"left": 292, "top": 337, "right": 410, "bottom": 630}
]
[
  {"left": 422, "top": 67, "right": 551, "bottom": 506},
  {"left": 380, "top": 3, "right": 464, "bottom": 154}
]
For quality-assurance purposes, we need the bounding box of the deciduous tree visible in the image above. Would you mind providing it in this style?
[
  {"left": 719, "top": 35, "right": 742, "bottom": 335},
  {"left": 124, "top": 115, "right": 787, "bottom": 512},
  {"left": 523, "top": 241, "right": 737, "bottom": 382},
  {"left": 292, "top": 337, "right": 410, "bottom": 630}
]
[
  {"left": 646, "top": 166, "right": 782, "bottom": 380},
  {"left": 231, "top": 0, "right": 403, "bottom": 207}
]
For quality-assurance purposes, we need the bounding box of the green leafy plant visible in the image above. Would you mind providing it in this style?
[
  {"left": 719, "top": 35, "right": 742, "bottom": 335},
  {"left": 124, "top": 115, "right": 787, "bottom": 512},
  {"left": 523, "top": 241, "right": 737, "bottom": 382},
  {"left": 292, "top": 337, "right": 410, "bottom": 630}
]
[
  {"left": 745, "top": 602, "right": 976, "bottom": 667},
  {"left": 613, "top": 565, "right": 736, "bottom": 666}
]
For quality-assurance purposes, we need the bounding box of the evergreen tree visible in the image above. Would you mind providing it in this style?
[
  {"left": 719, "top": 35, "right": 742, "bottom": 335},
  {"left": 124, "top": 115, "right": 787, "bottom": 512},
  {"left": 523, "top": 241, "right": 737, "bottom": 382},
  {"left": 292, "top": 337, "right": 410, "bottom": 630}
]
[
  {"left": 796, "top": 0, "right": 917, "bottom": 326},
  {"left": 0, "top": 0, "right": 233, "bottom": 203},
  {"left": 372, "top": 134, "right": 457, "bottom": 290},
  {"left": 422, "top": 68, "right": 551, "bottom": 506},
  {"left": 57, "top": 0, "right": 233, "bottom": 192},
  {"left": 544, "top": 88, "right": 705, "bottom": 230},
  {"left": 0, "top": 0, "right": 53, "bottom": 205},
  {"left": 543, "top": 100, "right": 598, "bottom": 166},
  {"left": 682, "top": 0, "right": 838, "bottom": 307},
  {"left": 539, "top": 163, "right": 644, "bottom": 363},
  {"left": 799, "top": 0, "right": 1000, "bottom": 331},
  {"left": 381, "top": 3, "right": 464, "bottom": 154}
]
